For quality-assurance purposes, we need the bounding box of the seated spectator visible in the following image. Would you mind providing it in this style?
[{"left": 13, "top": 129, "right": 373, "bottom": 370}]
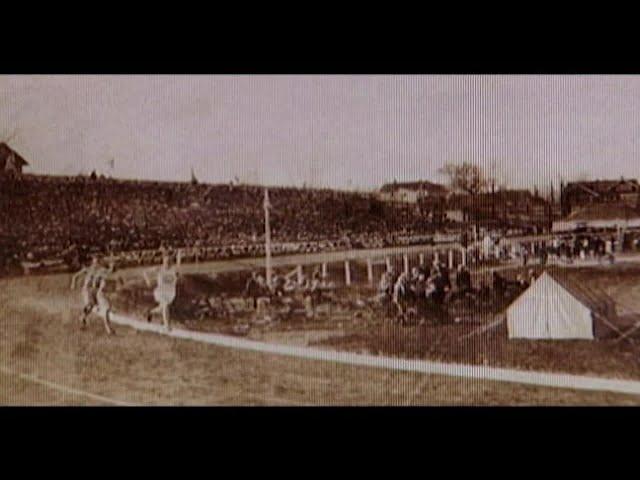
[
  {"left": 455, "top": 264, "right": 472, "bottom": 293},
  {"left": 492, "top": 270, "right": 506, "bottom": 296}
]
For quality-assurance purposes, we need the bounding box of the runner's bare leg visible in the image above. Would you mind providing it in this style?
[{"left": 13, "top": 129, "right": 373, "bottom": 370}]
[
  {"left": 147, "top": 303, "right": 162, "bottom": 322},
  {"left": 79, "top": 303, "right": 92, "bottom": 327},
  {"left": 162, "top": 304, "right": 171, "bottom": 331},
  {"left": 103, "top": 307, "right": 114, "bottom": 335}
]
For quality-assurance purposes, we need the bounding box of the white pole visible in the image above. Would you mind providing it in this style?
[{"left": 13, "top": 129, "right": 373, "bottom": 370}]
[
  {"left": 264, "top": 188, "right": 272, "bottom": 288},
  {"left": 385, "top": 256, "right": 391, "bottom": 272},
  {"left": 434, "top": 251, "right": 440, "bottom": 264},
  {"left": 297, "top": 265, "right": 303, "bottom": 285},
  {"left": 321, "top": 262, "right": 327, "bottom": 279},
  {"left": 403, "top": 254, "right": 409, "bottom": 274},
  {"left": 419, "top": 253, "right": 425, "bottom": 266},
  {"left": 462, "top": 247, "right": 467, "bottom": 267},
  {"left": 448, "top": 249, "right": 454, "bottom": 270},
  {"left": 344, "top": 260, "right": 351, "bottom": 286},
  {"left": 366, "top": 258, "right": 373, "bottom": 283}
]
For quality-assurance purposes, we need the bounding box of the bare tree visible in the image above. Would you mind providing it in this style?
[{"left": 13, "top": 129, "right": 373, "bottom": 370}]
[{"left": 438, "top": 162, "right": 487, "bottom": 195}]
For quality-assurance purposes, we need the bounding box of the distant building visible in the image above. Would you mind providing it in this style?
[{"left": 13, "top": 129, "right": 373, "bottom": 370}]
[
  {"left": 378, "top": 180, "right": 449, "bottom": 204},
  {"left": 446, "top": 189, "right": 552, "bottom": 229},
  {"left": 448, "top": 189, "right": 535, "bottom": 210},
  {"left": 560, "top": 178, "right": 640, "bottom": 217},
  {"left": 552, "top": 204, "right": 640, "bottom": 232},
  {"left": 0, "top": 143, "right": 29, "bottom": 177}
]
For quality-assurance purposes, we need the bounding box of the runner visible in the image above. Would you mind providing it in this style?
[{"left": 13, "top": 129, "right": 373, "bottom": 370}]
[
  {"left": 144, "top": 249, "right": 182, "bottom": 331},
  {"left": 70, "top": 257, "right": 115, "bottom": 334},
  {"left": 95, "top": 266, "right": 116, "bottom": 335}
]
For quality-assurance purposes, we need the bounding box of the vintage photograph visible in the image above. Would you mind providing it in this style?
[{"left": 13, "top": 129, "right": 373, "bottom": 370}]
[{"left": 2, "top": 75, "right": 640, "bottom": 405}]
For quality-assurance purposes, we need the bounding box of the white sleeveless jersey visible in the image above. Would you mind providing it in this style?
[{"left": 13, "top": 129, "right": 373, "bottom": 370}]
[
  {"left": 157, "top": 267, "right": 177, "bottom": 290},
  {"left": 83, "top": 267, "right": 100, "bottom": 289}
]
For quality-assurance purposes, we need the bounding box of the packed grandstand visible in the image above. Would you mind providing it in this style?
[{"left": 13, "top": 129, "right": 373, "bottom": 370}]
[{"left": 0, "top": 174, "right": 469, "bottom": 274}]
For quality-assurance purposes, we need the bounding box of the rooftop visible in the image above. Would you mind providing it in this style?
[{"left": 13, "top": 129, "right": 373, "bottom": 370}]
[
  {"left": 564, "top": 178, "right": 640, "bottom": 196},
  {"left": 380, "top": 180, "right": 449, "bottom": 195},
  {"left": 0, "top": 143, "right": 29, "bottom": 169}
]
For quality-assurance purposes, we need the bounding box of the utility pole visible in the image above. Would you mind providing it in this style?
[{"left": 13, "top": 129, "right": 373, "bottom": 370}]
[{"left": 264, "top": 188, "right": 273, "bottom": 288}]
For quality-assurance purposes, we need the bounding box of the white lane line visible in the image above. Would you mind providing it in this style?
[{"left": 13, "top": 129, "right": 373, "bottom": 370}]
[
  {"left": 0, "top": 366, "right": 137, "bottom": 406},
  {"left": 245, "top": 394, "right": 314, "bottom": 406},
  {"left": 108, "top": 312, "right": 640, "bottom": 397}
]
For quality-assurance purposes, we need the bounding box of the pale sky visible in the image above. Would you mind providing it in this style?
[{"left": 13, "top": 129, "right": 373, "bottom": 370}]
[{"left": 1, "top": 75, "right": 639, "bottom": 191}]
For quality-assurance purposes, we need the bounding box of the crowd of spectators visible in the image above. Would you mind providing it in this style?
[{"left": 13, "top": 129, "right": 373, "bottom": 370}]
[
  {"left": 0, "top": 175, "right": 444, "bottom": 274},
  {"left": 533, "top": 232, "right": 640, "bottom": 264},
  {"left": 462, "top": 230, "right": 640, "bottom": 270},
  {"left": 372, "top": 258, "right": 527, "bottom": 324}
]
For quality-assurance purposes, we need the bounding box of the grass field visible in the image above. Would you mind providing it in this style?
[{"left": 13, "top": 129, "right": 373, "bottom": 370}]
[
  {"left": 113, "top": 261, "right": 640, "bottom": 382},
  {"left": 2, "top": 273, "right": 640, "bottom": 405},
  {"left": 312, "top": 264, "right": 640, "bottom": 382}
]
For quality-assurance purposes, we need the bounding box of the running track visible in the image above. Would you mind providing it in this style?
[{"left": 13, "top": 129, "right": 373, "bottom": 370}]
[{"left": 105, "top": 239, "right": 640, "bottom": 397}]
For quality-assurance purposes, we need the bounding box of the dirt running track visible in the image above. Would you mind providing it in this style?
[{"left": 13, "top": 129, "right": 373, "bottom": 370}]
[{"left": 1, "top": 273, "right": 640, "bottom": 405}]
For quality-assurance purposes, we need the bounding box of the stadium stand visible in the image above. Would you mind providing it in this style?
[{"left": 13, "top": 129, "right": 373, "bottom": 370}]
[{"left": 0, "top": 175, "right": 452, "bottom": 274}]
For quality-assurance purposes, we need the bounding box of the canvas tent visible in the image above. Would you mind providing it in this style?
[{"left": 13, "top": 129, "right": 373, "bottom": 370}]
[{"left": 506, "top": 270, "right": 617, "bottom": 340}]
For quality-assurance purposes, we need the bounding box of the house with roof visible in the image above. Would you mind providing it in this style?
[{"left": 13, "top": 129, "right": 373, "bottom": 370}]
[
  {"left": 0, "top": 143, "right": 29, "bottom": 177},
  {"left": 378, "top": 180, "right": 449, "bottom": 203},
  {"left": 552, "top": 204, "right": 640, "bottom": 232},
  {"left": 445, "top": 189, "right": 552, "bottom": 230},
  {"left": 560, "top": 178, "right": 640, "bottom": 217}
]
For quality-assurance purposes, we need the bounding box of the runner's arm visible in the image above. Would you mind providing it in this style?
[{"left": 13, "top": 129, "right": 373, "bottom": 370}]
[
  {"left": 143, "top": 267, "right": 158, "bottom": 287},
  {"left": 70, "top": 268, "right": 87, "bottom": 289},
  {"left": 176, "top": 249, "right": 183, "bottom": 273}
]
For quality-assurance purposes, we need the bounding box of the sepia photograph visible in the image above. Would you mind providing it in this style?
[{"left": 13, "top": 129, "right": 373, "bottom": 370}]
[{"left": 2, "top": 74, "right": 640, "bottom": 406}]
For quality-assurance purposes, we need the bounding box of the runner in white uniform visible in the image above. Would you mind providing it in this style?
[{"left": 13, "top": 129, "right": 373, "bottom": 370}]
[
  {"left": 144, "top": 250, "right": 181, "bottom": 331},
  {"left": 70, "top": 257, "right": 115, "bottom": 335},
  {"left": 71, "top": 257, "right": 100, "bottom": 321}
]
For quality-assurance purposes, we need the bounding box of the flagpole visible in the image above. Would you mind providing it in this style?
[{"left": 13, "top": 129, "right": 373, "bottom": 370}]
[{"left": 264, "top": 188, "right": 272, "bottom": 288}]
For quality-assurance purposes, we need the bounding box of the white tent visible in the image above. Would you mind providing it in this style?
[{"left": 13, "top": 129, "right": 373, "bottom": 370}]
[{"left": 506, "top": 271, "right": 616, "bottom": 340}]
